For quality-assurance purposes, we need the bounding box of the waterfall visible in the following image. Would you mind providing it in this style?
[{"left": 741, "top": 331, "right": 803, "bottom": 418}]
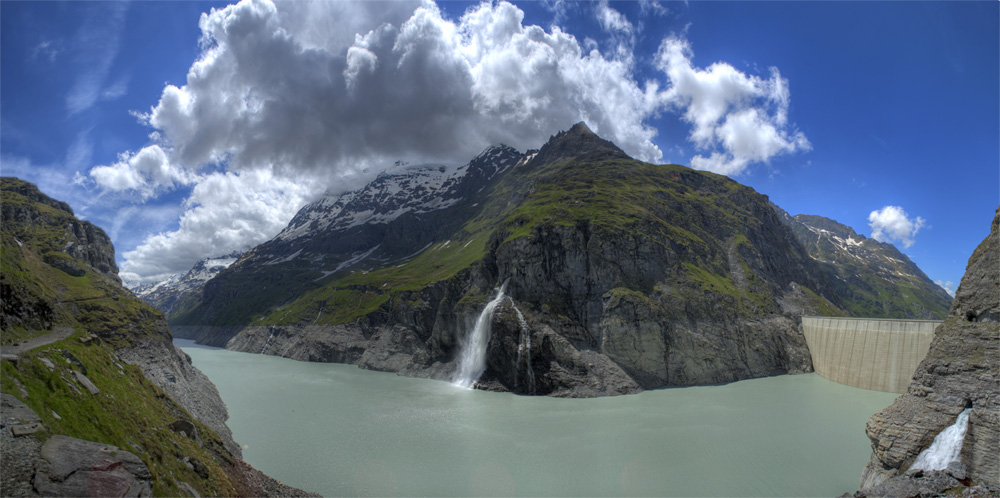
[
  {"left": 260, "top": 327, "right": 275, "bottom": 355},
  {"left": 910, "top": 408, "right": 972, "bottom": 471},
  {"left": 511, "top": 301, "right": 535, "bottom": 394},
  {"left": 453, "top": 281, "right": 508, "bottom": 389}
]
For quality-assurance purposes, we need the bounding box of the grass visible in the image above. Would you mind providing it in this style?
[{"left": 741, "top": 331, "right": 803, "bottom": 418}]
[{"left": 0, "top": 335, "right": 239, "bottom": 496}]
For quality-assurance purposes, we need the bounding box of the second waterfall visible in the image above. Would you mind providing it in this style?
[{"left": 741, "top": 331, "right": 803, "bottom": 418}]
[{"left": 453, "top": 281, "right": 508, "bottom": 389}]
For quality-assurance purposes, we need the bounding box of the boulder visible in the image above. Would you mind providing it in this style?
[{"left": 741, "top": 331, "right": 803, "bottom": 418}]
[{"left": 34, "top": 435, "right": 152, "bottom": 498}]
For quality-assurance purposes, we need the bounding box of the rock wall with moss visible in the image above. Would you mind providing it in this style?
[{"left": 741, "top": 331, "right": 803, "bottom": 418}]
[{"left": 0, "top": 177, "right": 312, "bottom": 496}]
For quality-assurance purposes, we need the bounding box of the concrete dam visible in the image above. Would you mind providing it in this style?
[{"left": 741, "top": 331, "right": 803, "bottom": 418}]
[{"left": 801, "top": 316, "right": 941, "bottom": 393}]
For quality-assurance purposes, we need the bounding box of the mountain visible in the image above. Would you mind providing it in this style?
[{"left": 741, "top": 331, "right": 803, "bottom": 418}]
[
  {"left": 174, "top": 123, "right": 847, "bottom": 396},
  {"left": 855, "top": 208, "right": 998, "bottom": 494},
  {"left": 132, "top": 251, "right": 242, "bottom": 317},
  {"left": 171, "top": 143, "right": 527, "bottom": 327},
  {"left": 773, "top": 207, "right": 952, "bottom": 319},
  {"left": 0, "top": 177, "right": 311, "bottom": 496}
]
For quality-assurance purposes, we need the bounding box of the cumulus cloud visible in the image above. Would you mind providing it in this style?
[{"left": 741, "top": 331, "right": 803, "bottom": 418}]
[
  {"left": 90, "top": 145, "right": 193, "bottom": 198},
  {"left": 868, "top": 205, "right": 926, "bottom": 248},
  {"left": 135, "top": 0, "right": 664, "bottom": 176},
  {"left": 118, "top": 169, "right": 314, "bottom": 284},
  {"left": 656, "top": 36, "right": 809, "bottom": 175},
  {"left": 934, "top": 280, "right": 956, "bottom": 297}
]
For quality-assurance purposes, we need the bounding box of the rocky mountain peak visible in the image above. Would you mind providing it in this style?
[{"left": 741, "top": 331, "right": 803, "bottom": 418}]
[
  {"left": 1, "top": 177, "right": 74, "bottom": 216},
  {"left": 793, "top": 214, "right": 862, "bottom": 241},
  {"left": 531, "top": 121, "right": 629, "bottom": 166},
  {"left": 951, "top": 207, "right": 999, "bottom": 322},
  {"left": 1, "top": 177, "right": 119, "bottom": 282}
]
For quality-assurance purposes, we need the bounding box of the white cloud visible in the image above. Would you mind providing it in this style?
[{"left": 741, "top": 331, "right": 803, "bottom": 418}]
[
  {"left": 120, "top": 170, "right": 317, "bottom": 284},
  {"left": 596, "top": 1, "right": 633, "bottom": 36},
  {"left": 656, "top": 36, "right": 809, "bottom": 175},
  {"left": 31, "top": 40, "right": 61, "bottom": 62},
  {"left": 65, "top": 3, "right": 129, "bottom": 114},
  {"left": 90, "top": 145, "right": 192, "bottom": 198},
  {"left": 638, "top": 0, "right": 669, "bottom": 17},
  {"left": 934, "top": 280, "right": 956, "bottom": 297},
  {"left": 868, "top": 205, "right": 926, "bottom": 248}
]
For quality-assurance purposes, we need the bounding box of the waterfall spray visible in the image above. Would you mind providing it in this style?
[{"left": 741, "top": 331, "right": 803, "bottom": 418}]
[
  {"left": 453, "top": 281, "right": 509, "bottom": 389},
  {"left": 910, "top": 408, "right": 972, "bottom": 471},
  {"left": 511, "top": 301, "right": 535, "bottom": 394}
]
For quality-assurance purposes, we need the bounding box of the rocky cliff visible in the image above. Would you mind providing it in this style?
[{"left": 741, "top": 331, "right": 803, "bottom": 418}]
[
  {"left": 0, "top": 177, "right": 312, "bottom": 496},
  {"left": 857, "top": 207, "right": 999, "bottom": 491},
  {"left": 175, "top": 123, "right": 847, "bottom": 396},
  {"left": 774, "top": 207, "right": 952, "bottom": 319}
]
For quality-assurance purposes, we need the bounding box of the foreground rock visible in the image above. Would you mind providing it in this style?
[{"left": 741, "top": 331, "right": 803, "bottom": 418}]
[
  {"left": 33, "top": 435, "right": 153, "bottom": 498},
  {"left": 1, "top": 177, "right": 316, "bottom": 496},
  {"left": 857, "top": 208, "right": 999, "bottom": 493}
]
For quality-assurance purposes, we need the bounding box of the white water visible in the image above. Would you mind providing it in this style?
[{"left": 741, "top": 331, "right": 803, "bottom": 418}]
[
  {"left": 260, "top": 327, "right": 275, "bottom": 354},
  {"left": 910, "top": 408, "right": 972, "bottom": 471},
  {"left": 511, "top": 301, "right": 535, "bottom": 393},
  {"left": 453, "top": 281, "right": 508, "bottom": 388}
]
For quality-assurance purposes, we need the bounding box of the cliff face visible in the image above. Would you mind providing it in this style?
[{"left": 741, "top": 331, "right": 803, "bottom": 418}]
[
  {"left": 859, "top": 208, "right": 999, "bottom": 489},
  {"left": 176, "top": 123, "right": 845, "bottom": 396},
  {"left": 0, "top": 177, "right": 312, "bottom": 496}
]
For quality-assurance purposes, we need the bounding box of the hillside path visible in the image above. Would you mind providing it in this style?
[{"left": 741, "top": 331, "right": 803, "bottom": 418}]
[{"left": 1, "top": 327, "right": 77, "bottom": 359}]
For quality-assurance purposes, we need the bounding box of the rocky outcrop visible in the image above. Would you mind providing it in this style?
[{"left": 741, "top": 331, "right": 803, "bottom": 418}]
[
  {"left": 1, "top": 177, "right": 119, "bottom": 282},
  {"left": 858, "top": 208, "right": 999, "bottom": 490},
  {"left": 33, "top": 435, "right": 153, "bottom": 498}
]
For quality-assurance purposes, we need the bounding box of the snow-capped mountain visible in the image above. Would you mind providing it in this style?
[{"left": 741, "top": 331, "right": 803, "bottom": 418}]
[
  {"left": 276, "top": 144, "right": 525, "bottom": 243},
  {"left": 240, "top": 144, "right": 526, "bottom": 269},
  {"left": 132, "top": 251, "right": 242, "bottom": 315}
]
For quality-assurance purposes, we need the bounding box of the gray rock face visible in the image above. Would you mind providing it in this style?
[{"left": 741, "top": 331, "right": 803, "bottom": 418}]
[
  {"left": 34, "top": 435, "right": 152, "bottom": 498},
  {"left": 859, "top": 208, "right": 999, "bottom": 490},
  {"left": 117, "top": 338, "right": 240, "bottom": 457}
]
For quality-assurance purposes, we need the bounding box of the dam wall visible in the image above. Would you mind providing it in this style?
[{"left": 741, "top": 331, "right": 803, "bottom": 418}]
[{"left": 801, "top": 316, "right": 940, "bottom": 393}]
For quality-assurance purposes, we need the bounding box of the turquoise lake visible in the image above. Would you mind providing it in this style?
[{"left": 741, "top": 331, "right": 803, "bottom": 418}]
[{"left": 177, "top": 339, "right": 898, "bottom": 497}]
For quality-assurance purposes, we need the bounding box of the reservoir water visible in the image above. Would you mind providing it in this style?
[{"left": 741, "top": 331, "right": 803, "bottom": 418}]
[{"left": 177, "top": 339, "right": 897, "bottom": 497}]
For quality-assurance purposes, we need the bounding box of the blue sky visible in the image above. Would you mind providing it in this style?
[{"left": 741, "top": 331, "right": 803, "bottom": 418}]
[{"left": 2, "top": 0, "right": 997, "bottom": 295}]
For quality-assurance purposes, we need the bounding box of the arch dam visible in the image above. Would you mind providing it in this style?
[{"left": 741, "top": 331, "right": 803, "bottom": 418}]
[{"left": 801, "top": 316, "right": 942, "bottom": 393}]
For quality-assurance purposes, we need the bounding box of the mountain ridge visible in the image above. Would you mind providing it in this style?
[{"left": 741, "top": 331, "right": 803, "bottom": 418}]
[
  {"left": 772, "top": 205, "right": 951, "bottom": 319},
  {"left": 172, "top": 123, "right": 849, "bottom": 395}
]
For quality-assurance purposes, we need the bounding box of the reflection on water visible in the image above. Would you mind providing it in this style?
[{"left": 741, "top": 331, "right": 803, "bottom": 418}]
[{"left": 176, "top": 339, "right": 897, "bottom": 497}]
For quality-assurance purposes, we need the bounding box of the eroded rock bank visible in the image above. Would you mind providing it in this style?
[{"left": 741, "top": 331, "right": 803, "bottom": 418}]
[{"left": 853, "top": 208, "right": 999, "bottom": 495}]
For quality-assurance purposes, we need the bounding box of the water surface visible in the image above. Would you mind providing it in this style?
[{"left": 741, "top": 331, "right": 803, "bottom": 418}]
[{"left": 177, "top": 339, "right": 897, "bottom": 497}]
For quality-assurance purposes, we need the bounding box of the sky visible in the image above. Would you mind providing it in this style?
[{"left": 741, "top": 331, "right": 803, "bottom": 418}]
[{"left": 1, "top": 0, "right": 997, "bottom": 296}]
